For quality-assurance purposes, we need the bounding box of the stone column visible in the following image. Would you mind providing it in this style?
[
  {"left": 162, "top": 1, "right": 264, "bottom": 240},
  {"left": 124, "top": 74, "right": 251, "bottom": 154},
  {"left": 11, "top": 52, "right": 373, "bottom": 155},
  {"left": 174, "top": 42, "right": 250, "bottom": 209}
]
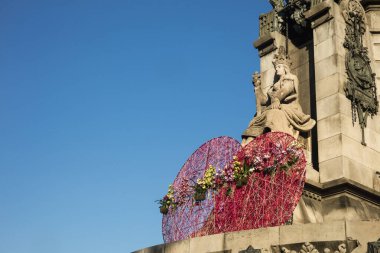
[{"left": 306, "top": 0, "right": 380, "bottom": 191}]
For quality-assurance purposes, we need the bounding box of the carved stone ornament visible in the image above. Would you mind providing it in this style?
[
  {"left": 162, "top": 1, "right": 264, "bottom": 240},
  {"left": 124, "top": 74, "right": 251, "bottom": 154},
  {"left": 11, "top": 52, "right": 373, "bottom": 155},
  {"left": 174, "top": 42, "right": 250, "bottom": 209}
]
[
  {"left": 341, "top": 0, "right": 378, "bottom": 145},
  {"left": 272, "top": 240, "right": 360, "bottom": 253},
  {"left": 367, "top": 239, "right": 380, "bottom": 253},
  {"left": 239, "top": 246, "right": 263, "bottom": 253}
]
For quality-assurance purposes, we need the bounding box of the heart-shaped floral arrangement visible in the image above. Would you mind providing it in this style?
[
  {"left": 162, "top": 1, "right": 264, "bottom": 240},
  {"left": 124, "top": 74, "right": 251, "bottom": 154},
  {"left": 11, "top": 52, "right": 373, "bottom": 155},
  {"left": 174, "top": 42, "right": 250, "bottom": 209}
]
[{"left": 160, "top": 132, "right": 306, "bottom": 243}]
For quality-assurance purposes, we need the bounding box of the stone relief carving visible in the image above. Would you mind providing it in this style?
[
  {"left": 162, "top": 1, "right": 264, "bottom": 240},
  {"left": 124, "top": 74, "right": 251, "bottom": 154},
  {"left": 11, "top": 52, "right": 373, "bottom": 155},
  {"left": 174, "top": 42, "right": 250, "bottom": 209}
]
[
  {"left": 261, "top": 0, "right": 327, "bottom": 37},
  {"left": 302, "top": 190, "right": 322, "bottom": 201},
  {"left": 242, "top": 46, "right": 315, "bottom": 146},
  {"left": 341, "top": 0, "right": 378, "bottom": 146},
  {"left": 239, "top": 246, "right": 265, "bottom": 253},
  {"left": 367, "top": 239, "right": 380, "bottom": 253},
  {"left": 259, "top": 10, "right": 284, "bottom": 37},
  {"left": 272, "top": 240, "right": 359, "bottom": 253},
  {"left": 287, "top": 0, "right": 310, "bottom": 27}
]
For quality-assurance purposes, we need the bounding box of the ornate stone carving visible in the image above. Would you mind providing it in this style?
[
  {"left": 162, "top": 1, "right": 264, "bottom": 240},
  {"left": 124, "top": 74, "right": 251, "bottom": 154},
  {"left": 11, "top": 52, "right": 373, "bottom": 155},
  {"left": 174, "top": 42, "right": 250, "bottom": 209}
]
[
  {"left": 259, "top": 10, "right": 284, "bottom": 37},
  {"left": 302, "top": 190, "right": 322, "bottom": 201},
  {"left": 311, "top": 0, "right": 325, "bottom": 7},
  {"left": 367, "top": 239, "right": 380, "bottom": 253},
  {"left": 286, "top": 0, "right": 311, "bottom": 27},
  {"left": 341, "top": 0, "right": 378, "bottom": 146},
  {"left": 242, "top": 46, "right": 315, "bottom": 146},
  {"left": 239, "top": 246, "right": 262, "bottom": 253},
  {"left": 272, "top": 240, "right": 359, "bottom": 253}
]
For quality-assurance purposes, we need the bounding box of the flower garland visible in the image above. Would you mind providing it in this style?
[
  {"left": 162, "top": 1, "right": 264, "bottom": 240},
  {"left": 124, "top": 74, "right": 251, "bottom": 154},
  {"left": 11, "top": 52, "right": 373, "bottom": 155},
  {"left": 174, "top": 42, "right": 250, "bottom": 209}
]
[{"left": 157, "top": 140, "right": 304, "bottom": 214}]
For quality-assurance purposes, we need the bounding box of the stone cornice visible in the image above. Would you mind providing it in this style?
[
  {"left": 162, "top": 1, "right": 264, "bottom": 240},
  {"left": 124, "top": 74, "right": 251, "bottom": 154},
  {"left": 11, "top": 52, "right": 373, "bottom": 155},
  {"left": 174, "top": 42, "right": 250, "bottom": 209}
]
[{"left": 305, "top": 178, "right": 380, "bottom": 206}]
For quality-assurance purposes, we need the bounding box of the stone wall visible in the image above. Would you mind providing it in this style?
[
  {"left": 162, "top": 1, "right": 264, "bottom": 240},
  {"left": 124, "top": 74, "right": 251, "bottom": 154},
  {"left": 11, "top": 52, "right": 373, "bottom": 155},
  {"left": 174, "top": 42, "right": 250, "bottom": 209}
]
[{"left": 132, "top": 221, "right": 380, "bottom": 253}]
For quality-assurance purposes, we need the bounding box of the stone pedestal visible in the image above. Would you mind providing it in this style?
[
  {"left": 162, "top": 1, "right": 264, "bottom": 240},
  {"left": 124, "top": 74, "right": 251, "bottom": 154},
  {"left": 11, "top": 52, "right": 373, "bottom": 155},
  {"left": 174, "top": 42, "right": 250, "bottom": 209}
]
[{"left": 133, "top": 221, "right": 380, "bottom": 253}]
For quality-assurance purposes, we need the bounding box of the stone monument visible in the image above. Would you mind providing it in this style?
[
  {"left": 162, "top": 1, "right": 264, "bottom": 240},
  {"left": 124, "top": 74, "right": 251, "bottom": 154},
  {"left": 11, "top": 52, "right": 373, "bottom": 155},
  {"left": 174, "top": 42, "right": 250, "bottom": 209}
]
[{"left": 133, "top": 1, "right": 380, "bottom": 252}]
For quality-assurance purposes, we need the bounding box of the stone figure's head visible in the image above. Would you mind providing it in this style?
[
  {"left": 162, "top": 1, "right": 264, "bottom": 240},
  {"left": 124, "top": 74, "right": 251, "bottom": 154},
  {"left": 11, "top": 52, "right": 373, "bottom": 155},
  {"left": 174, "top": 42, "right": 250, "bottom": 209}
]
[
  {"left": 275, "top": 64, "right": 289, "bottom": 76},
  {"left": 273, "top": 46, "right": 292, "bottom": 76}
]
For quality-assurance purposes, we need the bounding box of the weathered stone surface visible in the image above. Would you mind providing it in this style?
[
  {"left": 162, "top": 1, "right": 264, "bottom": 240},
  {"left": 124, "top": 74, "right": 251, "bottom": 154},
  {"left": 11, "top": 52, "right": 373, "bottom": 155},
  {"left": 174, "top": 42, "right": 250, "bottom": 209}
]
[
  {"left": 315, "top": 73, "right": 343, "bottom": 101},
  {"left": 314, "top": 54, "right": 345, "bottom": 82},
  {"left": 346, "top": 221, "right": 380, "bottom": 253},
  {"left": 319, "top": 156, "right": 344, "bottom": 183},
  {"left": 316, "top": 94, "right": 340, "bottom": 120},
  {"left": 293, "top": 196, "right": 323, "bottom": 224},
  {"left": 292, "top": 64, "right": 310, "bottom": 84},
  {"left": 317, "top": 113, "right": 341, "bottom": 141},
  {"left": 313, "top": 19, "right": 334, "bottom": 46},
  {"left": 260, "top": 51, "right": 277, "bottom": 72},
  {"left": 189, "top": 233, "right": 225, "bottom": 253},
  {"left": 279, "top": 221, "right": 346, "bottom": 244},
  {"left": 318, "top": 134, "right": 342, "bottom": 162},
  {"left": 314, "top": 36, "right": 345, "bottom": 63},
  {"left": 134, "top": 221, "right": 380, "bottom": 253},
  {"left": 164, "top": 239, "right": 190, "bottom": 253},
  {"left": 342, "top": 155, "right": 375, "bottom": 188},
  {"left": 224, "top": 226, "right": 279, "bottom": 253},
  {"left": 374, "top": 171, "right": 380, "bottom": 192}
]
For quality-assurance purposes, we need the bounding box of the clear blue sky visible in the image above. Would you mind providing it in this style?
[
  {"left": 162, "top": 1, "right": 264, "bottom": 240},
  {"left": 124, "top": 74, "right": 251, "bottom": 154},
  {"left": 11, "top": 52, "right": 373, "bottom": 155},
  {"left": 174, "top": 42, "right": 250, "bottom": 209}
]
[{"left": 0, "top": 1, "right": 271, "bottom": 252}]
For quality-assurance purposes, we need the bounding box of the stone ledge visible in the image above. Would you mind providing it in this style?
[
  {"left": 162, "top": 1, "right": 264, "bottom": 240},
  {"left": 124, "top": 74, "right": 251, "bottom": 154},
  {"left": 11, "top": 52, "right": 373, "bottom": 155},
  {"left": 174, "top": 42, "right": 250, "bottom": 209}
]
[
  {"left": 305, "top": 178, "right": 380, "bottom": 206},
  {"left": 132, "top": 221, "right": 380, "bottom": 253},
  {"left": 304, "top": 1, "right": 333, "bottom": 29}
]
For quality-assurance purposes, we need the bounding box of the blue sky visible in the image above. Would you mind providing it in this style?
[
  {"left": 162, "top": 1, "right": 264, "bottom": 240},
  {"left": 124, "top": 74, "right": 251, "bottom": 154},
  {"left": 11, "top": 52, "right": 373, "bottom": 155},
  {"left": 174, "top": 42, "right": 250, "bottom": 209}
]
[{"left": 0, "top": 1, "right": 271, "bottom": 252}]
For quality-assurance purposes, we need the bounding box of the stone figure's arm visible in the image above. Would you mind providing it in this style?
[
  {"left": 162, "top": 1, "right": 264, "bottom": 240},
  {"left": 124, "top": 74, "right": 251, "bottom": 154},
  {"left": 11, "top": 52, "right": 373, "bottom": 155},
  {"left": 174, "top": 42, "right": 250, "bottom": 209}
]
[{"left": 255, "top": 86, "right": 269, "bottom": 106}]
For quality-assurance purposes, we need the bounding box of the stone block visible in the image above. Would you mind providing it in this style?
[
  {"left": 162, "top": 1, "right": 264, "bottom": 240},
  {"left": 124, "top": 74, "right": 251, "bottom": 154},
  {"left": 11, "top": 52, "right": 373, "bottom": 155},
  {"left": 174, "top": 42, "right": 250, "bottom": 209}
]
[
  {"left": 340, "top": 113, "right": 380, "bottom": 153},
  {"left": 314, "top": 36, "right": 345, "bottom": 63},
  {"left": 306, "top": 164, "right": 320, "bottom": 183},
  {"left": 322, "top": 195, "right": 369, "bottom": 222},
  {"left": 362, "top": 145, "right": 380, "bottom": 172},
  {"left": 368, "top": 11, "right": 380, "bottom": 30},
  {"left": 318, "top": 134, "right": 343, "bottom": 162},
  {"left": 319, "top": 156, "right": 344, "bottom": 183},
  {"left": 370, "top": 33, "right": 380, "bottom": 44},
  {"left": 141, "top": 244, "right": 165, "bottom": 253},
  {"left": 341, "top": 135, "right": 366, "bottom": 167},
  {"left": 315, "top": 55, "right": 338, "bottom": 82},
  {"left": 279, "top": 221, "right": 346, "bottom": 245},
  {"left": 165, "top": 239, "right": 190, "bottom": 253},
  {"left": 342, "top": 156, "right": 374, "bottom": 189},
  {"left": 293, "top": 196, "right": 323, "bottom": 224},
  {"left": 339, "top": 114, "right": 363, "bottom": 146},
  {"left": 372, "top": 43, "right": 380, "bottom": 60},
  {"left": 314, "top": 21, "right": 332, "bottom": 46},
  {"left": 373, "top": 62, "right": 380, "bottom": 77},
  {"left": 260, "top": 68, "right": 276, "bottom": 91},
  {"left": 338, "top": 94, "right": 352, "bottom": 118},
  {"left": 374, "top": 171, "right": 380, "bottom": 192},
  {"left": 345, "top": 221, "right": 380, "bottom": 253},
  {"left": 316, "top": 94, "right": 340, "bottom": 121},
  {"left": 298, "top": 80, "right": 311, "bottom": 115},
  {"left": 315, "top": 73, "right": 343, "bottom": 101},
  {"left": 317, "top": 113, "right": 341, "bottom": 141},
  {"left": 333, "top": 19, "right": 347, "bottom": 43},
  {"left": 189, "top": 233, "right": 225, "bottom": 253},
  {"left": 260, "top": 51, "right": 276, "bottom": 72},
  {"left": 224, "top": 226, "right": 279, "bottom": 253},
  {"left": 293, "top": 64, "right": 310, "bottom": 83},
  {"left": 289, "top": 46, "right": 310, "bottom": 69},
  {"left": 347, "top": 158, "right": 370, "bottom": 183}
]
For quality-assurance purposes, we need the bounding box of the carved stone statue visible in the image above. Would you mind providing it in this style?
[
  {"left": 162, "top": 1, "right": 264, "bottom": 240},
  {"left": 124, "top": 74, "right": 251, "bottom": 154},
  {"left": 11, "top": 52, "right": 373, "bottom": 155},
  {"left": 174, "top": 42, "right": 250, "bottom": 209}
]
[{"left": 242, "top": 46, "right": 316, "bottom": 146}]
